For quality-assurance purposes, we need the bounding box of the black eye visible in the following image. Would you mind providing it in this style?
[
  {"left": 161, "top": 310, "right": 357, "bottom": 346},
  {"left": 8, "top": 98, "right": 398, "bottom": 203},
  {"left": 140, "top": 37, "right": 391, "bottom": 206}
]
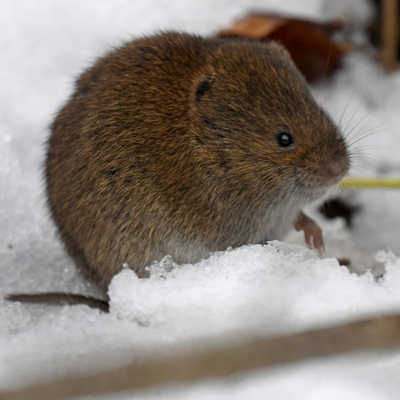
[{"left": 276, "top": 131, "right": 294, "bottom": 148}]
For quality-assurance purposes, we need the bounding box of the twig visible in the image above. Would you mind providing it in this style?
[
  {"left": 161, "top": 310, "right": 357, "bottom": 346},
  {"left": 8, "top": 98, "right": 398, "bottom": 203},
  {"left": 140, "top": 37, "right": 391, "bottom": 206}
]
[{"left": 1, "top": 314, "right": 400, "bottom": 400}]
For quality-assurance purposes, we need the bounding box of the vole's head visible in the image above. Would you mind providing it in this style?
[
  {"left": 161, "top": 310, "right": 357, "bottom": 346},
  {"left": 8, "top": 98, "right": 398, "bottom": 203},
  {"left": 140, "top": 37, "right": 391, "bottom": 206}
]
[{"left": 189, "top": 39, "right": 350, "bottom": 207}]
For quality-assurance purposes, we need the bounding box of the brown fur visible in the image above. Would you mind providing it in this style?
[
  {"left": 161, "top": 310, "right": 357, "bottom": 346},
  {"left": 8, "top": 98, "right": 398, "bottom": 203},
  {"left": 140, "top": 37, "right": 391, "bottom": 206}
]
[{"left": 44, "top": 32, "right": 348, "bottom": 291}]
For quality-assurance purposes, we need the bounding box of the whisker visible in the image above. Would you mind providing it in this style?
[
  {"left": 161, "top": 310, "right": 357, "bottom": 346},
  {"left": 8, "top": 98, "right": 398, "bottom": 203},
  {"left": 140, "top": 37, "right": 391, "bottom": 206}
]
[
  {"left": 343, "top": 110, "right": 374, "bottom": 140},
  {"left": 342, "top": 94, "right": 368, "bottom": 137},
  {"left": 348, "top": 126, "right": 395, "bottom": 147},
  {"left": 337, "top": 85, "right": 359, "bottom": 131}
]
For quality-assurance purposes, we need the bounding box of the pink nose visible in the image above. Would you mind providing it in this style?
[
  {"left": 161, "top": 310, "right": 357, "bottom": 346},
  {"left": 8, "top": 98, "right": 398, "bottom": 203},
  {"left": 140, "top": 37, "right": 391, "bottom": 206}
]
[{"left": 327, "top": 161, "right": 346, "bottom": 177}]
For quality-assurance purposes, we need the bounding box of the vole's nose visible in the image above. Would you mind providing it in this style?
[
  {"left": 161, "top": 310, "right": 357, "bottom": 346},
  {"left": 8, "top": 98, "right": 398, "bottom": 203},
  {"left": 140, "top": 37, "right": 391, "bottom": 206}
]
[{"left": 326, "top": 158, "right": 349, "bottom": 178}]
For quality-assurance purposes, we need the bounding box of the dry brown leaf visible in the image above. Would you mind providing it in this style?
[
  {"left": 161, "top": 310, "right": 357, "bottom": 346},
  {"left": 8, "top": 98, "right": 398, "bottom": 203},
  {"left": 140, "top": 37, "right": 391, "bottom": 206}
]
[{"left": 217, "top": 14, "right": 351, "bottom": 82}]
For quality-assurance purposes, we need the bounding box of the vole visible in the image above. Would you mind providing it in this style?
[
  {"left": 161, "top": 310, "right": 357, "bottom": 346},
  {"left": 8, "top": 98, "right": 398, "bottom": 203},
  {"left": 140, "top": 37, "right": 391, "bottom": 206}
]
[{"left": 7, "top": 32, "right": 349, "bottom": 310}]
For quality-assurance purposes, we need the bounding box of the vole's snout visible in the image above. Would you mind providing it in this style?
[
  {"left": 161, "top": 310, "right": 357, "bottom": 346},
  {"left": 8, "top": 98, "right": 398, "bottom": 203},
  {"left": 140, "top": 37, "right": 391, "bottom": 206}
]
[{"left": 326, "top": 159, "right": 348, "bottom": 178}]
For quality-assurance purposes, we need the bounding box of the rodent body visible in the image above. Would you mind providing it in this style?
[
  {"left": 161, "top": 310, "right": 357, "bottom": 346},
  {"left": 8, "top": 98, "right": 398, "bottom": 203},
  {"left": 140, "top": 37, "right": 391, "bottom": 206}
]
[
  {"left": 6, "top": 33, "right": 375, "bottom": 386},
  {"left": 8, "top": 34, "right": 397, "bottom": 399},
  {"left": 45, "top": 32, "right": 349, "bottom": 289}
]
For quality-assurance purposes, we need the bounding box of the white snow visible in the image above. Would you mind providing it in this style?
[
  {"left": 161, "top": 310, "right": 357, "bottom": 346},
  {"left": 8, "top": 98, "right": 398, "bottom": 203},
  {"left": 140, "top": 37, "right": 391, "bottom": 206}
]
[{"left": 2, "top": 0, "right": 400, "bottom": 399}]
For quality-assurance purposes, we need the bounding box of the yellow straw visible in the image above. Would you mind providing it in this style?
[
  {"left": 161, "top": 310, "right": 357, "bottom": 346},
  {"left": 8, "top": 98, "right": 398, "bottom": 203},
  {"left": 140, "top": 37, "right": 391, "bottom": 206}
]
[{"left": 340, "top": 177, "right": 400, "bottom": 188}]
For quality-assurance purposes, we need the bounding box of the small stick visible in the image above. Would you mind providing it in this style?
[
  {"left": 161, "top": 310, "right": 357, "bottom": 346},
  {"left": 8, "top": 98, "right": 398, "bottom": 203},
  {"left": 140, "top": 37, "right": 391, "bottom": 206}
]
[
  {"left": 340, "top": 177, "right": 400, "bottom": 188},
  {"left": 381, "top": 0, "right": 399, "bottom": 72},
  {"left": 1, "top": 314, "right": 400, "bottom": 400}
]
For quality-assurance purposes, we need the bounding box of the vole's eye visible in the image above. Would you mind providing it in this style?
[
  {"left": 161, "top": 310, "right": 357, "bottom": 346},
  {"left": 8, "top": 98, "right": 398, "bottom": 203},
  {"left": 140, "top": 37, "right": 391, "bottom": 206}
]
[{"left": 276, "top": 130, "right": 294, "bottom": 148}]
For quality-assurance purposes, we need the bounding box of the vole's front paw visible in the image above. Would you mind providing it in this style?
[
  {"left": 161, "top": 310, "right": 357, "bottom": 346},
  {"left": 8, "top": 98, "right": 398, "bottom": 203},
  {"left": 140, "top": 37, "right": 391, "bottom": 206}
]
[{"left": 293, "top": 210, "right": 325, "bottom": 255}]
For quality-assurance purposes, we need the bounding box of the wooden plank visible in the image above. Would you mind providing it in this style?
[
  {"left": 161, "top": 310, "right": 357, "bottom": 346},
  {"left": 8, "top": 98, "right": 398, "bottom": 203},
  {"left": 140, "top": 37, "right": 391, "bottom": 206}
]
[{"left": 1, "top": 314, "right": 400, "bottom": 400}]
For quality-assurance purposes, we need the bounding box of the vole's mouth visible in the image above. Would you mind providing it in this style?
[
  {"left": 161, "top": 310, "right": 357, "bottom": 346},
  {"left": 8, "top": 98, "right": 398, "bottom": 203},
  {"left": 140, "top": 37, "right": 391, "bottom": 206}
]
[
  {"left": 300, "top": 187, "right": 328, "bottom": 202},
  {"left": 324, "top": 173, "right": 347, "bottom": 188},
  {"left": 299, "top": 174, "right": 348, "bottom": 201},
  {"left": 297, "top": 177, "right": 343, "bottom": 200}
]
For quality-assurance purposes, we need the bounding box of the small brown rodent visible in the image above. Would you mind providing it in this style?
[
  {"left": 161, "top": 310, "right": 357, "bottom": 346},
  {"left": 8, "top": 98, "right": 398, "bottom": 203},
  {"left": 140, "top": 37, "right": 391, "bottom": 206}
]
[{"left": 8, "top": 32, "right": 349, "bottom": 307}]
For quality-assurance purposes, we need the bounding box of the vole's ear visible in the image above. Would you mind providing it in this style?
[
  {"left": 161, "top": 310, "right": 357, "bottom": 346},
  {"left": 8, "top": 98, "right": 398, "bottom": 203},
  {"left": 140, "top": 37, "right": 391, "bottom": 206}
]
[
  {"left": 194, "top": 74, "right": 214, "bottom": 103},
  {"left": 266, "top": 41, "right": 306, "bottom": 81},
  {"left": 267, "top": 41, "right": 293, "bottom": 61}
]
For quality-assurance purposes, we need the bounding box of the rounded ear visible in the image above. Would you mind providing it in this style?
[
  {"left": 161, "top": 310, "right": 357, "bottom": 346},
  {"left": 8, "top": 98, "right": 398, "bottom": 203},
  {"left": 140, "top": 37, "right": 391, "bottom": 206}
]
[
  {"left": 267, "top": 40, "right": 292, "bottom": 60},
  {"left": 194, "top": 75, "right": 214, "bottom": 102},
  {"left": 267, "top": 41, "right": 300, "bottom": 71}
]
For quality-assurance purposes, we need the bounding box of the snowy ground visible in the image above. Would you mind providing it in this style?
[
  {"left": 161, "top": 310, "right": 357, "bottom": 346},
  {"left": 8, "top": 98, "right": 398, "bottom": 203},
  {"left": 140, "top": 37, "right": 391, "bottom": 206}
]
[{"left": 1, "top": 0, "right": 400, "bottom": 399}]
